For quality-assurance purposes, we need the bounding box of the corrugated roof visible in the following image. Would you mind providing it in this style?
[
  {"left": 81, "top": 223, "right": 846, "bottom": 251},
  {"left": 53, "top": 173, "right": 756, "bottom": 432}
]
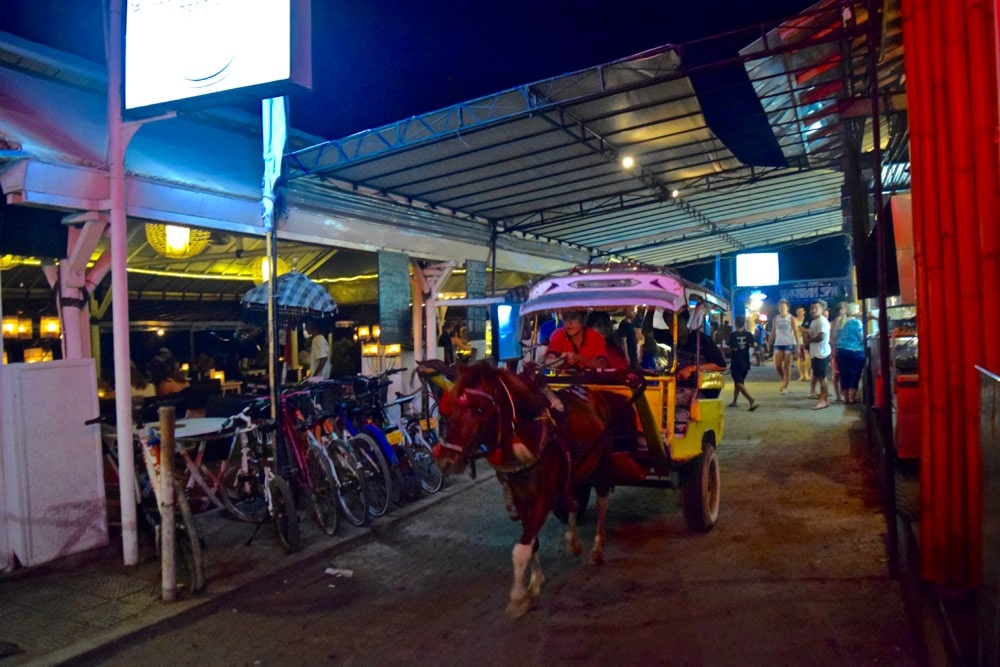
[{"left": 287, "top": 0, "right": 907, "bottom": 268}]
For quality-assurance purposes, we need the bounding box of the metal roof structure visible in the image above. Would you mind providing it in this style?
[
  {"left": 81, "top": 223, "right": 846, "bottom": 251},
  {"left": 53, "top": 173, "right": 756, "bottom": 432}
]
[
  {"left": 0, "top": 0, "right": 908, "bottom": 325},
  {"left": 286, "top": 0, "right": 907, "bottom": 269}
]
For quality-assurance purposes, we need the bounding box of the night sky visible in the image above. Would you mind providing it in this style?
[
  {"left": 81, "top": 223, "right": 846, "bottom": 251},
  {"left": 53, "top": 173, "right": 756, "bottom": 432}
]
[
  {"left": 0, "top": 0, "right": 815, "bottom": 139},
  {"left": 0, "top": 0, "right": 837, "bottom": 283}
]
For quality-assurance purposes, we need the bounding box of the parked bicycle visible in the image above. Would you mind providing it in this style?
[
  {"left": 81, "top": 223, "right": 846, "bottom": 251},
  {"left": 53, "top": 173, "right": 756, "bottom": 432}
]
[
  {"left": 87, "top": 411, "right": 205, "bottom": 594},
  {"left": 216, "top": 403, "right": 300, "bottom": 553},
  {"left": 280, "top": 386, "right": 368, "bottom": 530}
]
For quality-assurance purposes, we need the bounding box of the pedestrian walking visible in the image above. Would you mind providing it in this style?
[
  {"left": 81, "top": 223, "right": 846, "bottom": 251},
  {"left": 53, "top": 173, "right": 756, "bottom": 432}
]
[
  {"left": 807, "top": 299, "right": 832, "bottom": 409},
  {"left": 768, "top": 299, "right": 799, "bottom": 394},
  {"left": 835, "top": 303, "right": 866, "bottom": 404},
  {"left": 728, "top": 315, "right": 758, "bottom": 411}
]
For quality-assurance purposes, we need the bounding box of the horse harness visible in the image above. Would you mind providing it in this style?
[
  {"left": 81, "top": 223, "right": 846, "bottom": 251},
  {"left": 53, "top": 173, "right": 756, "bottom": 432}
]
[{"left": 456, "top": 377, "right": 562, "bottom": 478}]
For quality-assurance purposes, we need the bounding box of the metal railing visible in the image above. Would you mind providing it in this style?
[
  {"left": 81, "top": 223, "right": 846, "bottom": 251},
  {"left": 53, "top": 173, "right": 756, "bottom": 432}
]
[{"left": 977, "top": 365, "right": 1000, "bottom": 666}]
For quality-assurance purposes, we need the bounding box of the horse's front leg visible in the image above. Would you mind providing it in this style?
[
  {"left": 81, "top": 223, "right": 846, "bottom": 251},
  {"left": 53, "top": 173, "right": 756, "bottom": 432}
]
[
  {"left": 589, "top": 493, "right": 610, "bottom": 566},
  {"left": 565, "top": 512, "right": 583, "bottom": 557},
  {"left": 508, "top": 538, "right": 537, "bottom": 618}
]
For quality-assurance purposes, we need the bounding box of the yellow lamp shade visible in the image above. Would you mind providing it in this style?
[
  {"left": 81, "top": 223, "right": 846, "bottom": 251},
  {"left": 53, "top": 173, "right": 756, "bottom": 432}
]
[
  {"left": 361, "top": 343, "right": 381, "bottom": 358},
  {"left": 39, "top": 316, "right": 60, "bottom": 338},
  {"left": 23, "top": 347, "right": 52, "bottom": 363},
  {"left": 1, "top": 316, "right": 17, "bottom": 338},
  {"left": 383, "top": 343, "right": 401, "bottom": 357},
  {"left": 145, "top": 224, "right": 211, "bottom": 259}
]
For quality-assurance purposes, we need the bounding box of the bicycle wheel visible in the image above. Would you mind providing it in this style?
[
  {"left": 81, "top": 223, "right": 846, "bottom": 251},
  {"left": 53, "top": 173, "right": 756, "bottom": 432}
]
[
  {"left": 329, "top": 441, "right": 369, "bottom": 527},
  {"left": 350, "top": 433, "right": 392, "bottom": 517},
  {"left": 394, "top": 446, "right": 423, "bottom": 504},
  {"left": 218, "top": 461, "right": 267, "bottom": 523},
  {"left": 406, "top": 426, "right": 444, "bottom": 493},
  {"left": 306, "top": 445, "right": 340, "bottom": 536},
  {"left": 268, "top": 474, "right": 300, "bottom": 553},
  {"left": 173, "top": 478, "right": 205, "bottom": 594}
]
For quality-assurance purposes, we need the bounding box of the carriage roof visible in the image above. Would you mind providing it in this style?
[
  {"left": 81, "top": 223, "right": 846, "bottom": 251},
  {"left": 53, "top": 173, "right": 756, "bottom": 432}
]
[{"left": 518, "top": 264, "right": 729, "bottom": 318}]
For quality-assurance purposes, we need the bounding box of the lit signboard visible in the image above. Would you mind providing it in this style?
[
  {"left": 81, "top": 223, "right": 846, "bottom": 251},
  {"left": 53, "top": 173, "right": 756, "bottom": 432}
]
[
  {"left": 735, "top": 252, "right": 779, "bottom": 287},
  {"left": 124, "top": 0, "right": 311, "bottom": 114}
]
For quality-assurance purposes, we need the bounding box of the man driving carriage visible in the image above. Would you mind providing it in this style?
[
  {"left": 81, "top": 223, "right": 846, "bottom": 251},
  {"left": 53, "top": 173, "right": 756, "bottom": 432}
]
[{"left": 543, "top": 310, "right": 608, "bottom": 370}]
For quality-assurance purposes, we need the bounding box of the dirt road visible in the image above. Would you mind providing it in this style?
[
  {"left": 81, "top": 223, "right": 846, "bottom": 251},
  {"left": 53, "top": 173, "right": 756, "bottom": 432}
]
[{"left": 90, "top": 365, "right": 919, "bottom": 666}]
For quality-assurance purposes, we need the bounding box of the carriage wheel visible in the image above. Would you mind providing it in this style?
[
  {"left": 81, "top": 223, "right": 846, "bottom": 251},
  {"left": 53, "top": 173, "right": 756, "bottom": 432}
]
[{"left": 681, "top": 443, "right": 720, "bottom": 532}]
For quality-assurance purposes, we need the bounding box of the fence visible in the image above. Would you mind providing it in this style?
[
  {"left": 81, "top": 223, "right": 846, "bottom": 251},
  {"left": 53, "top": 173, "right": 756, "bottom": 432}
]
[{"left": 978, "top": 365, "right": 1000, "bottom": 665}]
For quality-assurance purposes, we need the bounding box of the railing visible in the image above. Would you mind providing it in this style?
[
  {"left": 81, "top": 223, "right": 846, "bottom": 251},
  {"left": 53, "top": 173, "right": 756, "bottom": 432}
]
[{"left": 978, "top": 365, "right": 1000, "bottom": 666}]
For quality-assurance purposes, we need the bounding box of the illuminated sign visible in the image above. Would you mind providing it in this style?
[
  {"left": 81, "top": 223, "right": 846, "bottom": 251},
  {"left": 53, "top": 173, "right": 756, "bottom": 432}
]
[{"left": 124, "top": 0, "right": 311, "bottom": 113}]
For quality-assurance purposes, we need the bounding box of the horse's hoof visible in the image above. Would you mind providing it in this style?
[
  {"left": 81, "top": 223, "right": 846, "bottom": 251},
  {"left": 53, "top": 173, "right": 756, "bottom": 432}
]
[
  {"left": 588, "top": 552, "right": 604, "bottom": 566},
  {"left": 570, "top": 541, "right": 583, "bottom": 557},
  {"left": 506, "top": 597, "right": 531, "bottom": 619}
]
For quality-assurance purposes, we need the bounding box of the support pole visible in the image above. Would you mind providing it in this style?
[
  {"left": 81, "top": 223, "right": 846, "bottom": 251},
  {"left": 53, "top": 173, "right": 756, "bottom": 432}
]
[
  {"left": 868, "top": 0, "right": 898, "bottom": 576},
  {"left": 158, "top": 406, "right": 176, "bottom": 602},
  {"left": 107, "top": 0, "right": 138, "bottom": 566}
]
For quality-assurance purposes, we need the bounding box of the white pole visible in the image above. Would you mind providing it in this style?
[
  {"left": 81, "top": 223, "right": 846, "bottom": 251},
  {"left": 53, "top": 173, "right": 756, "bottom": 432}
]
[{"left": 107, "top": 0, "right": 138, "bottom": 565}]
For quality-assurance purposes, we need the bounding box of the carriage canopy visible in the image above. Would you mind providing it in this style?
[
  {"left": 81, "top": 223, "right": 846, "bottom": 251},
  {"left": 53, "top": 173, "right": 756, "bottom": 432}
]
[{"left": 518, "top": 264, "right": 729, "bottom": 318}]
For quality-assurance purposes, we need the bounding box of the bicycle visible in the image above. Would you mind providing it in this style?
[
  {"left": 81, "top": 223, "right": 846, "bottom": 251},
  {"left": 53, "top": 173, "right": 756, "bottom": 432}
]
[
  {"left": 350, "top": 370, "right": 423, "bottom": 504},
  {"left": 87, "top": 411, "right": 205, "bottom": 594},
  {"left": 396, "top": 393, "right": 444, "bottom": 494},
  {"left": 296, "top": 399, "right": 370, "bottom": 529},
  {"left": 313, "top": 378, "right": 395, "bottom": 518},
  {"left": 216, "top": 403, "right": 300, "bottom": 553},
  {"left": 280, "top": 386, "right": 368, "bottom": 530}
]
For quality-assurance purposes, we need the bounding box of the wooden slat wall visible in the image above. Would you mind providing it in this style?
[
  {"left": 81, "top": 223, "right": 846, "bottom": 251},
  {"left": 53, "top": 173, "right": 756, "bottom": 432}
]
[{"left": 902, "top": 0, "right": 1000, "bottom": 585}]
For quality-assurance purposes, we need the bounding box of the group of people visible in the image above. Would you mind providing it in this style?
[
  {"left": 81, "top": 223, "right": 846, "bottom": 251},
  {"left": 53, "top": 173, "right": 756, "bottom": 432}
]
[
  {"left": 539, "top": 302, "right": 728, "bottom": 382},
  {"left": 765, "top": 298, "right": 866, "bottom": 409}
]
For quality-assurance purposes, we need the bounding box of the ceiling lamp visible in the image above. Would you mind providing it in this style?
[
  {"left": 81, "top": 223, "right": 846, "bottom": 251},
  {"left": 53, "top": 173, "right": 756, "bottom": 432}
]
[
  {"left": 251, "top": 255, "right": 290, "bottom": 285},
  {"left": 145, "top": 224, "right": 212, "bottom": 259},
  {"left": 1, "top": 316, "right": 18, "bottom": 338},
  {"left": 39, "top": 316, "right": 61, "bottom": 339}
]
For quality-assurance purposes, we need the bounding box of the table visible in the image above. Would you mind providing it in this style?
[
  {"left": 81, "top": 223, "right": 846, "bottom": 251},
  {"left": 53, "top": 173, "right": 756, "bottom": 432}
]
[{"left": 220, "top": 380, "right": 243, "bottom": 395}]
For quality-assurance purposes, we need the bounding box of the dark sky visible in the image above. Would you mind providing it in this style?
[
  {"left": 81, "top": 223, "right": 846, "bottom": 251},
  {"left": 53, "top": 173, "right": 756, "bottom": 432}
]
[{"left": 0, "top": 0, "right": 814, "bottom": 139}]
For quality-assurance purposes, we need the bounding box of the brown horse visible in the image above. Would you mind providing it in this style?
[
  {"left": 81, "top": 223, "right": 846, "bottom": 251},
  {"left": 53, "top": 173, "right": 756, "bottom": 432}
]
[{"left": 433, "top": 361, "right": 638, "bottom": 618}]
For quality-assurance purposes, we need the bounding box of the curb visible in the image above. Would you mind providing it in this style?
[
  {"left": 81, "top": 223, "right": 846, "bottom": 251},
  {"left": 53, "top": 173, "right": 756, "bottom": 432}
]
[{"left": 38, "top": 474, "right": 490, "bottom": 666}]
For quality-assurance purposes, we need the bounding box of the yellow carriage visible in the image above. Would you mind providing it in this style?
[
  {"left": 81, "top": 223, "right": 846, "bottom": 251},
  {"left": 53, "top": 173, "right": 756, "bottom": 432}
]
[{"left": 519, "top": 264, "right": 728, "bottom": 531}]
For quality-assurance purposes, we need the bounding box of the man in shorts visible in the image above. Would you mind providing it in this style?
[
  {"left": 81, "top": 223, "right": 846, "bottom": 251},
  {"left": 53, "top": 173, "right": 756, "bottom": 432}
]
[
  {"left": 807, "top": 299, "right": 832, "bottom": 409},
  {"left": 727, "top": 315, "right": 758, "bottom": 410}
]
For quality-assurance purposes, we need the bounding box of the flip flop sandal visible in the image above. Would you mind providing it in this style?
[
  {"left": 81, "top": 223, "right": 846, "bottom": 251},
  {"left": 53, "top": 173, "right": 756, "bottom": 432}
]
[{"left": 748, "top": 403, "right": 758, "bottom": 412}]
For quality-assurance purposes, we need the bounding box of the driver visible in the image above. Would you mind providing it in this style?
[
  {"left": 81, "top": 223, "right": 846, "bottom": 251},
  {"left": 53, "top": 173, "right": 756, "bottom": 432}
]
[{"left": 544, "top": 310, "right": 608, "bottom": 370}]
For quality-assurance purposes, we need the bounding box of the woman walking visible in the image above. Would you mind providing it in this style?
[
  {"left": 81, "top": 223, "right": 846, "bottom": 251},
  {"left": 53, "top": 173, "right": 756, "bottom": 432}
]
[
  {"left": 835, "top": 303, "right": 866, "bottom": 404},
  {"left": 768, "top": 299, "right": 799, "bottom": 394}
]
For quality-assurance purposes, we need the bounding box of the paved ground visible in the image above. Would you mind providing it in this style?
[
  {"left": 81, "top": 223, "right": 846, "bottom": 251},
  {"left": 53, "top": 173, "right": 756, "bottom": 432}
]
[{"left": 0, "top": 363, "right": 971, "bottom": 665}]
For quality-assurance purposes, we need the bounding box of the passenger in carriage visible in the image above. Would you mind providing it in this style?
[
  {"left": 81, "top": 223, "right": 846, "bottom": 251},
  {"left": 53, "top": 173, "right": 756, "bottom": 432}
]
[
  {"left": 544, "top": 310, "right": 608, "bottom": 370},
  {"left": 675, "top": 300, "right": 727, "bottom": 385},
  {"left": 586, "top": 311, "right": 629, "bottom": 370}
]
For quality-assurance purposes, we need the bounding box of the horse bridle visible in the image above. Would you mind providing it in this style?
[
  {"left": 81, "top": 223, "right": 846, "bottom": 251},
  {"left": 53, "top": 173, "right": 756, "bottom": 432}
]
[{"left": 450, "top": 376, "right": 551, "bottom": 475}]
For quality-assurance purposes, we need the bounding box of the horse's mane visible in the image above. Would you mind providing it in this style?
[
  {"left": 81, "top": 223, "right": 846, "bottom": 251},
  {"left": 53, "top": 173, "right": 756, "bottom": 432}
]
[{"left": 455, "top": 361, "right": 551, "bottom": 419}]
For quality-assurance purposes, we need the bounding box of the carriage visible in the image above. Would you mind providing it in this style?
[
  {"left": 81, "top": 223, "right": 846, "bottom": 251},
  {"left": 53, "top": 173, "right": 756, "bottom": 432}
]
[
  {"left": 517, "top": 263, "right": 729, "bottom": 532},
  {"left": 427, "top": 263, "right": 729, "bottom": 616}
]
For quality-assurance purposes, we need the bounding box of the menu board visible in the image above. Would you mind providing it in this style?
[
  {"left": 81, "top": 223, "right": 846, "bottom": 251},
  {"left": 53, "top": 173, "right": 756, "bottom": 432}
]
[
  {"left": 465, "top": 260, "right": 487, "bottom": 341},
  {"left": 377, "top": 251, "right": 410, "bottom": 345}
]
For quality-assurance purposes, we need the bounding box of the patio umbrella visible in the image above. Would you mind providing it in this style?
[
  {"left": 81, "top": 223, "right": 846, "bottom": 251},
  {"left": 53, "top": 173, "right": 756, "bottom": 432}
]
[{"left": 240, "top": 270, "right": 337, "bottom": 325}]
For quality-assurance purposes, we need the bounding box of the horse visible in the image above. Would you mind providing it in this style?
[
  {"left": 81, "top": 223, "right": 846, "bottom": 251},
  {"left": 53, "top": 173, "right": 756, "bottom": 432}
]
[{"left": 432, "top": 360, "right": 640, "bottom": 618}]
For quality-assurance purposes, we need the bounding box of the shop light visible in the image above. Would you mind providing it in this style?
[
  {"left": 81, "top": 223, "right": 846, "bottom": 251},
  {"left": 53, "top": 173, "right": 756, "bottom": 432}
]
[
  {"left": 23, "top": 347, "right": 53, "bottom": 363},
  {"left": 1, "top": 316, "right": 18, "bottom": 339},
  {"left": 621, "top": 155, "right": 635, "bottom": 169},
  {"left": 356, "top": 325, "right": 371, "bottom": 341},
  {"left": 383, "top": 343, "right": 401, "bottom": 357},
  {"left": 39, "top": 316, "right": 61, "bottom": 339},
  {"left": 361, "top": 342, "right": 381, "bottom": 358},
  {"left": 17, "top": 317, "right": 32, "bottom": 340}
]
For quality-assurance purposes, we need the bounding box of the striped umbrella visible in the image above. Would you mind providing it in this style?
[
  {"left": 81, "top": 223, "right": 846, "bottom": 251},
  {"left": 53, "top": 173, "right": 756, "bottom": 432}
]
[{"left": 241, "top": 271, "right": 337, "bottom": 324}]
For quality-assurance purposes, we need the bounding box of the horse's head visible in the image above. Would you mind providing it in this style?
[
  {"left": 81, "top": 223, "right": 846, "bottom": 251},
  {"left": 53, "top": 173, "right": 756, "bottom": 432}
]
[{"left": 431, "top": 361, "right": 503, "bottom": 476}]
